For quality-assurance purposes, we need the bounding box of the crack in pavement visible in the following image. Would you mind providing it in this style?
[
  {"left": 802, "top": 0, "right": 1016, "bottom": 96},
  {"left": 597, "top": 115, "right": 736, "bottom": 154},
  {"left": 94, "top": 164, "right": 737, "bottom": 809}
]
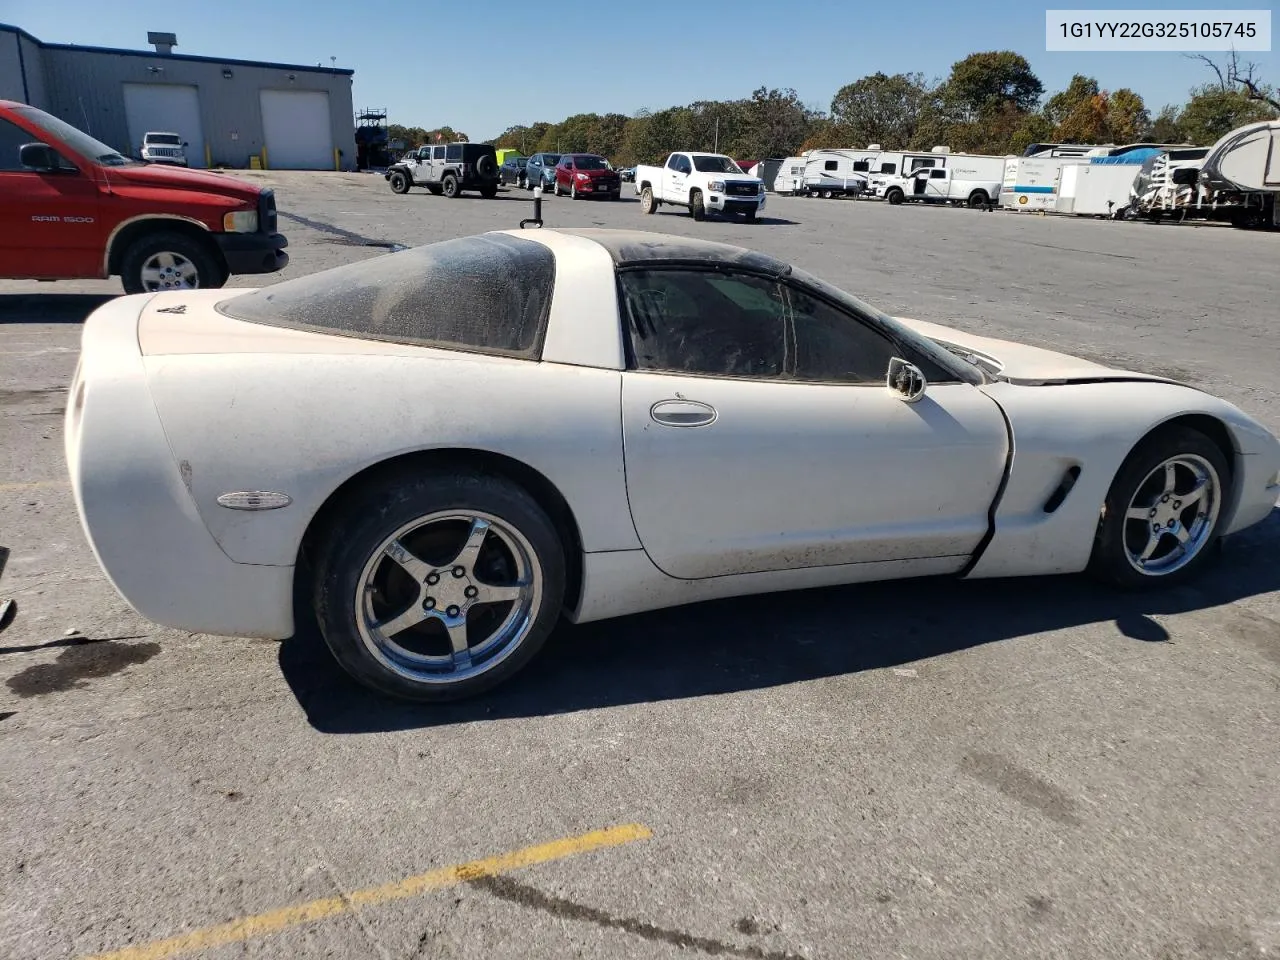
[{"left": 467, "top": 873, "right": 807, "bottom": 960}]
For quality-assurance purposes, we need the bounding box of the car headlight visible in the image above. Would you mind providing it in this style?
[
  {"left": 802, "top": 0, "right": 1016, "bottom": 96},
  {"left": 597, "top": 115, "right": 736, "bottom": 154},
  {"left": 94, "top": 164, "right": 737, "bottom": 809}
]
[
  {"left": 222, "top": 210, "right": 259, "bottom": 233},
  {"left": 576, "top": 172, "right": 589, "bottom": 180},
  {"left": 708, "top": 180, "right": 726, "bottom": 192}
]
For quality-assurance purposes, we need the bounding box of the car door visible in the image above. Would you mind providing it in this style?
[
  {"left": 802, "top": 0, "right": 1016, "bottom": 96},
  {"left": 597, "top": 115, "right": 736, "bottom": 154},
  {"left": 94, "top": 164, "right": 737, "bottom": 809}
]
[
  {"left": 617, "top": 265, "right": 1009, "bottom": 580},
  {"left": 925, "top": 167, "right": 950, "bottom": 200},
  {"left": 557, "top": 156, "right": 572, "bottom": 191},
  {"left": 665, "top": 154, "right": 688, "bottom": 201},
  {"left": 0, "top": 116, "right": 103, "bottom": 279}
]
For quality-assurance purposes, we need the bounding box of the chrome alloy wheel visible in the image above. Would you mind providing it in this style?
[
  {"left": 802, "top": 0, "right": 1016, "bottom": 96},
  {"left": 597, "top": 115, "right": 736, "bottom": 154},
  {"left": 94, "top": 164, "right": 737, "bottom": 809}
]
[
  {"left": 1122, "top": 453, "right": 1221, "bottom": 576},
  {"left": 356, "top": 511, "right": 543, "bottom": 684},
  {"left": 140, "top": 251, "right": 200, "bottom": 291}
]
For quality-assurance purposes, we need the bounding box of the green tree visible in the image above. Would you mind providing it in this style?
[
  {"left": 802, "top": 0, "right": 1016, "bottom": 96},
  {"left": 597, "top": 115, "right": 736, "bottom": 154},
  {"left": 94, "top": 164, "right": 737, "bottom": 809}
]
[
  {"left": 944, "top": 51, "right": 1044, "bottom": 121},
  {"left": 829, "top": 72, "right": 936, "bottom": 149},
  {"left": 1177, "top": 84, "right": 1276, "bottom": 145},
  {"left": 1043, "top": 75, "right": 1099, "bottom": 129},
  {"left": 1106, "top": 89, "right": 1150, "bottom": 143},
  {"left": 1146, "top": 104, "right": 1183, "bottom": 142}
]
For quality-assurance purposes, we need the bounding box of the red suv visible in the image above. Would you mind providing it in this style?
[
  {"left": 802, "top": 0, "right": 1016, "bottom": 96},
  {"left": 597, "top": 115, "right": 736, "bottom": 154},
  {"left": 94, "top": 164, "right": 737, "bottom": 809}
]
[
  {"left": 553, "top": 154, "right": 621, "bottom": 200},
  {"left": 0, "top": 100, "right": 288, "bottom": 294}
]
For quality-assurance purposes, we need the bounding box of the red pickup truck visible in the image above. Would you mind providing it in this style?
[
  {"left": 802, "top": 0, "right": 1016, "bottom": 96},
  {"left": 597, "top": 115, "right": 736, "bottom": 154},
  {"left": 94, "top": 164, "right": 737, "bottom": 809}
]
[{"left": 0, "top": 100, "right": 288, "bottom": 294}]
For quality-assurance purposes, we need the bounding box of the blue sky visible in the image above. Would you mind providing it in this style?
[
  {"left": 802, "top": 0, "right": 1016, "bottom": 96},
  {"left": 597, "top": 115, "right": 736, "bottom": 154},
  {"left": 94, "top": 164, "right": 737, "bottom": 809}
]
[{"left": 6, "top": 0, "right": 1275, "bottom": 139}]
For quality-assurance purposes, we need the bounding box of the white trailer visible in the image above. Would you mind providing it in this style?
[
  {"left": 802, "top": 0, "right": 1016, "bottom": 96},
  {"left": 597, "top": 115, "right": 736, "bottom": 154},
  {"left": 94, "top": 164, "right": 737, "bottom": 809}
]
[
  {"left": 866, "top": 148, "right": 1008, "bottom": 207},
  {"left": 1200, "top": 119, "right": 1280, "bottom": 193},
  {"left": 1055, "top": 148, "right": 1164, "bottom": 217},
  {"left": 773, "top": 156, "right": 809, "bottom": 194},
  {"left": 800, "top": 148, "right": 881, "bottom": 197}
]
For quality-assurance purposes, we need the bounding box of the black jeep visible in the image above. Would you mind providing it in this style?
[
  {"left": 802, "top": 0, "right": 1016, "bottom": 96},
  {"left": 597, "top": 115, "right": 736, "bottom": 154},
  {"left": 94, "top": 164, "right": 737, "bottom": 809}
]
[{"left": 385, "top": 142, "right": 501, "bottom": 198}]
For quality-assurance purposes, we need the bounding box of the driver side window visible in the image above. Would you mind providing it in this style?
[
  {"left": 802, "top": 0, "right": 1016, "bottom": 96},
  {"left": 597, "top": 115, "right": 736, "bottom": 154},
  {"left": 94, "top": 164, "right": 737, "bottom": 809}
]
[
  {"left": 619, "top": 269, "right": 787, "bottom": 379},
  {"left": 785, "top": 284, "right": 897, "bottom": 383}
]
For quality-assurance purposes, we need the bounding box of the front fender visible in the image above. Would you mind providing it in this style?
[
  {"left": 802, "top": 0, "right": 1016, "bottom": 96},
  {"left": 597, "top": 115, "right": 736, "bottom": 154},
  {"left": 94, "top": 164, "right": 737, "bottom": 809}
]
[{"left": 966, "top": 380, "right": 1280, "bottom": 579}]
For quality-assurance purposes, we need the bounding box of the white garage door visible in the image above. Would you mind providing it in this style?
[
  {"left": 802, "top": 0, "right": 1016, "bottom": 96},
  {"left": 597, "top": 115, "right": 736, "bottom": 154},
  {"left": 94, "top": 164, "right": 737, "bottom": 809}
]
[
  {"left": 260, "top": 89, "right": 333, "bottom": 170},
  {"left": 122, "top": 83, "right": 205, "bottom": 168}
]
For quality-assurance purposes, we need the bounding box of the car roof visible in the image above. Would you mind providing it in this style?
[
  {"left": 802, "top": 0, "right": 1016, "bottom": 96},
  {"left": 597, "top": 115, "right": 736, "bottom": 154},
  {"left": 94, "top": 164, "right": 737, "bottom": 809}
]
[{"left": 553, "top": 228, "right": 790, "bottom": 273}]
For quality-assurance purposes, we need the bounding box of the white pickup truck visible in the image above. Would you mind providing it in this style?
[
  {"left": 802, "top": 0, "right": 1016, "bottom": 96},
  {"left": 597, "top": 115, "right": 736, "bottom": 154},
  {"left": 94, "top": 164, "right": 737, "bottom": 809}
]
[{"left": 635, "top": 151, "right": 766, "bottom": 221}]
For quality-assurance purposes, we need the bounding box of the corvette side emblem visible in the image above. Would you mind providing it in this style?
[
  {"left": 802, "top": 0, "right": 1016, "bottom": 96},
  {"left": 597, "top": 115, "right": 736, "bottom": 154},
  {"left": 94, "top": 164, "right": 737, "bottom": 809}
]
[{"left": 156, "top": 304, "right": 187, "bottom": 314}]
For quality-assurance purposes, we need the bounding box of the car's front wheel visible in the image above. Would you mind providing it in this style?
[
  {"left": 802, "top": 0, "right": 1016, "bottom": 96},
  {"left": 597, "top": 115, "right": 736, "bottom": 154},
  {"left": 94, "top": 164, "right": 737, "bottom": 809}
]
[
  {"left": 120, "top": 231, "right": 226, "bottom": 295},
  {"left": 640, "top": 186, "right": 657, "bottom": 214},
  {"left": 1089, "top": 425, "right": 1230, "bottom": 588},
  {"left": 388, "top": 170, "right": 410, "bottom": 194},
  {"left": 313, "top": 470, "right": 566, "bottom": 702}
]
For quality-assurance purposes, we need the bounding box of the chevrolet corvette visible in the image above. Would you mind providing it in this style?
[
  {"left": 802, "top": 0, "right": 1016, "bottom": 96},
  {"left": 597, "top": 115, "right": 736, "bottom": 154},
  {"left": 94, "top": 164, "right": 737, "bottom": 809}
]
[{"left": 64, "top": 228, "right": 1280, "bottom": 701}]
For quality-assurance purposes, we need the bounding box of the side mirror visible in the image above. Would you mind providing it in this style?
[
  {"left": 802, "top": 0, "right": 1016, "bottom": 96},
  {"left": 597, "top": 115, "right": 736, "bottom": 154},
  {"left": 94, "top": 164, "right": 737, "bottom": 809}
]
[
  {"left": 888, "top": 357, "right": 927, "bottom": 403},
  {"left": 19, "top": 142, "right": 65, "bottom": 173},
  {"left": 183, "top": 141, "right": 189, "bottom": 147}
]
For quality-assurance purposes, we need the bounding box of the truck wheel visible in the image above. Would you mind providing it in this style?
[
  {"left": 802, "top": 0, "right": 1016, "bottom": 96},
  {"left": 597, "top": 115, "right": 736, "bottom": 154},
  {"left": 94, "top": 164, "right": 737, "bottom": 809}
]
[
  {"left": 120, "top": 231, "right": 225, "bottom": 295},
  {"left": 640, "top": 186, "right": 657, "bottom": 214},
  {"left": 690, "top": 190, "right": 706, "bottom": 221},
  {"left": 442, "top": 174, "right": 460, "bottom": 198},
  {"left": 967, "top": 190, "right": 988, "bottom": 209},
  {"left": 886, "top": 188, "right": 904, "bottom": 205},
  {"left": 388, "top": 170, "right": 410, "bottom": 194}
]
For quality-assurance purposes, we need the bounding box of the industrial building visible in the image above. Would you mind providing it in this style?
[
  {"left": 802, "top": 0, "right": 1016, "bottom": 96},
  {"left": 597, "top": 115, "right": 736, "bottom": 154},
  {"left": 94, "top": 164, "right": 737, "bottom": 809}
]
[{"left": 0, "top": 23, "right": 356, "bottom": 170}]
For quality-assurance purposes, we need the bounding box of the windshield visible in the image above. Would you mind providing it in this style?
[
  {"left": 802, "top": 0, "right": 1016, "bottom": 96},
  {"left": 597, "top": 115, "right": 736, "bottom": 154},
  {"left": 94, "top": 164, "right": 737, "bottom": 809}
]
[
  {"left": 574, "top": 156, "right": 609, "bottom": 170},
  {"left": 147, "top": 135, "right": 182, "bottom": 145},
  {"left": 692, "top": 155, "right": 742, "bottom": 174},
  {"left": 13, "top": 105, "right": 135, "bottom": 166}
]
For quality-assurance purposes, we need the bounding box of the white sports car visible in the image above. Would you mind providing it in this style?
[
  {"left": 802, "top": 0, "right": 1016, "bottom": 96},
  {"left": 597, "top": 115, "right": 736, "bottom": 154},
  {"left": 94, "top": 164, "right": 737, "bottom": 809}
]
[{"left": 65, "top": 228, "right": 1280, "bottom": 701}]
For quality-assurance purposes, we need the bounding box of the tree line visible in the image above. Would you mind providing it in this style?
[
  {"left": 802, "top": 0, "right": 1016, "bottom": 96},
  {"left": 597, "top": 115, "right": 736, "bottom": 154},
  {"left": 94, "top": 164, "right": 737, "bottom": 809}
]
[{"left": 389, "top": 51, "right": 1277, "bottom": 165}]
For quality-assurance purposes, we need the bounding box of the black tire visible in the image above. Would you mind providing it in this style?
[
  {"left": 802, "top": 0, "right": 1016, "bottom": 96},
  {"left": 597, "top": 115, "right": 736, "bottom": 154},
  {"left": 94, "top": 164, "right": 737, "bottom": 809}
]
[
  {"left": 967, "top": 190, "right": 988, "bottom": 209},
  {"left": 886, "top": 188, "right": 904, "bottom": 206},
  {"left": 388, "top": 170, "right": 410, "bottom": 194},
  {"left": 570, "top": 181, "right": 578, "bottom": 200},
  {"left": 1088, "top": 425, "right": 1231, "bottom": 589},
  {"left": 480, "top": 184, "right": 498, "bottom": 199},
  {"left": 119, "top": 230, "right": 226, "bottom": 295},
  {"left": 312, "top": 469, "right": 567, "bottom": 703},
  {"left": 475, "top": 154, "right": 498, "bottom": 179},
  {"left": 690, "top": 189, "right": 706, "bottom": 221},
  {"left": 640, "top": 186, "right": 657, "bottom": 214},
  {"left": 441, "top": 174, "right": 460, "bottom": 198}
]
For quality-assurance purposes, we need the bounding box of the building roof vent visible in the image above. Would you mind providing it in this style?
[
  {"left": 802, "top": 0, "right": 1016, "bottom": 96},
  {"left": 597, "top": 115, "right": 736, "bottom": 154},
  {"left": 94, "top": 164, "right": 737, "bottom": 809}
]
[{"left": 147, "top": 32, "right": 177, "bottom": 54}]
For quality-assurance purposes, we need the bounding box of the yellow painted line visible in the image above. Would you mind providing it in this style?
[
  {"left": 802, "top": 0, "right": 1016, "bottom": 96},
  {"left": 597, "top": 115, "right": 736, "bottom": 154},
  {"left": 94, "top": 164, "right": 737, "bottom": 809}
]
[
  {"left": 0, "top": 479, "right": 69, "bottom": 492},
  {"left": 81, "top": 823, "right": 653, "bottom": 960}
]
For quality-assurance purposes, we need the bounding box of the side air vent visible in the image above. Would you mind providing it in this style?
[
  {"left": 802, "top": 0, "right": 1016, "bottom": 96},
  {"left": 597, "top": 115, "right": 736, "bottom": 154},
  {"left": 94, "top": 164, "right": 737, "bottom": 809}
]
[{"left": 1043, "top": 465, "right": 1082, "bottom": 513}]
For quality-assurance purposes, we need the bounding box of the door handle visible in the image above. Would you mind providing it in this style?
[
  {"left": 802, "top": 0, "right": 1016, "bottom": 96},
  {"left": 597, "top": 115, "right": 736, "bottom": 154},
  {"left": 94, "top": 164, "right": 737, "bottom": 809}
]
[{"left": 650, "top": 399, "right": 717, "bottom": 427}]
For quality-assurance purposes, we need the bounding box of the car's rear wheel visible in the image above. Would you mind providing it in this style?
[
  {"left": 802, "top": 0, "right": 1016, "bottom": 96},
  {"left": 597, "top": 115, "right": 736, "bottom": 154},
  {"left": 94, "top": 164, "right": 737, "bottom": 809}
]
[
  {"left": 120, "top": 231, "right": 226, "bottom": 295},
  {"left": 1089, "top": 426, "right": 1230, "bottom": 589},
  {"left": 313, "top": 470, "right": 566, "bottom": 702},
  {"left": 388, "top": 170, "right": 410, "bottom": 194},
  {"left": 640, "top": 186, "right": 657, "bottom": 214},
  {"left": 442, "top": 174, "right": 460, "bottom": 198},
  {"left": 968, "top": 190, "right": 988, "bottom": 209},
  {"left": 480, "top": 183, "right": 498, "bottom": 198}
]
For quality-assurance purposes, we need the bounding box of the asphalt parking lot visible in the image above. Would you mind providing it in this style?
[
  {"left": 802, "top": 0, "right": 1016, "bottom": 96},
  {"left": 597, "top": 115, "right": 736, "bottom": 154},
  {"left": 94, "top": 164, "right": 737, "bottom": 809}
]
[{"left": 2, "top": 172, "right": 1279, "bottom": 960}]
